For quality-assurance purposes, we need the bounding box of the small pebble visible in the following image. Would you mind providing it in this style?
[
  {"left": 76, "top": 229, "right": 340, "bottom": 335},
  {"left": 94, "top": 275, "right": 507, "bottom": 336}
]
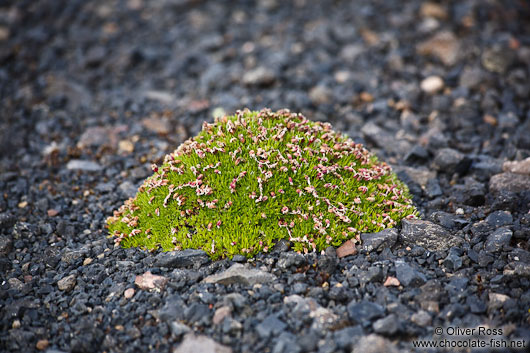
[
  {"left": 124, "top": 288, "right": 135, "bottom": 299},
  {"left": 421, "top": 76, "right": 444, "bottom": 94},
  {"left": 36, "top": 339, "right": 49, "bottom": 350}
]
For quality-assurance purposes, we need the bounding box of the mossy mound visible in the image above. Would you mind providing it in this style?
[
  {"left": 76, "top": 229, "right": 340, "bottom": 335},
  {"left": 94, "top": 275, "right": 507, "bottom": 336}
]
[{"left": 107, "top": 109, "right": 417, "bottom": 259}]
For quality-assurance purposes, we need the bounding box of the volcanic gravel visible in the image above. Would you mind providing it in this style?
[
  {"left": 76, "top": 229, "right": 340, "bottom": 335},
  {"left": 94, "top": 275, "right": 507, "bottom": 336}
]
[{"left": 1, "top": 0, "right": 530, "bottom": 352}]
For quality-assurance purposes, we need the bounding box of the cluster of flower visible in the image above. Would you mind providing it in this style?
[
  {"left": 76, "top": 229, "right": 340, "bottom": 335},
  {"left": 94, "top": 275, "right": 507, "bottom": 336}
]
[{"left": 107, "top": 109, "right": 417, "bottom": 259}]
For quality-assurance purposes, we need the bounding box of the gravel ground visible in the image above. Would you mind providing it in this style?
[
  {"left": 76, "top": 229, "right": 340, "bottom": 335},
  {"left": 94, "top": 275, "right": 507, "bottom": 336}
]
[{"left": 1, "top": 0, "right": 530, "bottom": 352}]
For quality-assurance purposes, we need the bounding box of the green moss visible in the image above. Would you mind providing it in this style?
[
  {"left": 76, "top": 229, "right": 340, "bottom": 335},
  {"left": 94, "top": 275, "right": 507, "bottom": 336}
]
[{"left": 107, "top": 109, "right": 417, "bottom": 259}]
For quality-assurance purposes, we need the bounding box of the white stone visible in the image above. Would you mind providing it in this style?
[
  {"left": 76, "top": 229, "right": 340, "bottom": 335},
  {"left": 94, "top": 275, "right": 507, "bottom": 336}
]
[{"left": 420, "top": 76, "right": 444, "bottom": 94}]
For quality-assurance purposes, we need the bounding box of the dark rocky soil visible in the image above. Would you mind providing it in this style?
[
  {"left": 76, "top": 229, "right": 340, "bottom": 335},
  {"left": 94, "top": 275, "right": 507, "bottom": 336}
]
[{"left": 1, "top": 0, "right": 529, "bottom": 352}]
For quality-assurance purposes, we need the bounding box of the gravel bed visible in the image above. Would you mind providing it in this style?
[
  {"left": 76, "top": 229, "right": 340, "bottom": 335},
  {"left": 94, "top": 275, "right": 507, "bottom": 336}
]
[{"left": 1, "top": 0, "right": 529, "bottom": 352}]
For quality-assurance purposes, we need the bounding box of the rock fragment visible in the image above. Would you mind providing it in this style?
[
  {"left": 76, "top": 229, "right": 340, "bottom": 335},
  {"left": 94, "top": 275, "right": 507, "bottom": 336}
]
[
  {"left": 400, "top": 219, "right": 462, "bottom": 251},
  {"left": 173, "top": 333, "right": 232, "bottom": 353},
  {"left": 135, "top": 271, "right": 169, "bottom": 291},
  {"left": 336, "top": 240, "right": 357, "bottom": 258},
  {"left": 420, "top": 76, "right": 444, "bottom": 94},
  {"left": 202, "top": 263, "right": 275, "bottom": 286},
  {"left": 360, "top": 229, "right": 398, "bottom": 253},
  {"left": 66, "top": 160, "right": 102, "bottom": 172},
  {"left": 395, "top": 261, "right": 426, "bottom": 287},
  {"left": 57, "top": 274, "right": 76, "bottom": 291},
  {"left": 489, "top": 172, "right": 530, "bottom": 194},
  {"left": 417, "top": 31, "right": 460, "bottom": 66},
  {"left": 352, "top": 334, "right": 399, "bottom": 353},
  {"left": 155, "top": 249, "right": 210, "bottom": 269},
  {"left": 242, "top": 67, "right": 275, "bottom": 86},
  {"left": 503, "top": 157, "right": 530, "bottom": 175}
]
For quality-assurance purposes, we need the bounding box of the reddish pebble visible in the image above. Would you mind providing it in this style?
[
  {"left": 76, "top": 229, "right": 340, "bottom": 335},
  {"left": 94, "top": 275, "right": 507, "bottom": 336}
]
[
  {"left": 336, "top": 240, "right": 357, "bottom": 258},
  {"left": 384, "top": 276, "right": 401, "bottom": 287},
  {"left": 47, "top": 209, "right": 59, "bottom": 217},
  {"left": 36, "top": 339, "right": 49, "bottom": 350},
  {"left": 212, "top": 306, "right": 231, "bottom": 325},
  {"left": 134, "top": 271, "right": 169, "bottom": 291},
  {"left": 124, "top": 288, "right": 135, "bottom": 299}
]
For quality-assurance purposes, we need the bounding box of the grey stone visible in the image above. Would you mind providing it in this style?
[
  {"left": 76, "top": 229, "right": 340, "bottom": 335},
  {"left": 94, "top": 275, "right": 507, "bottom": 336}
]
[
  {"left": 358, "top": 266, "right": 384, "bottom": 286},
  {"left": 169, "top": 322, "right": 191, "bottom": 337},
  {"left": 173, "top": 333, "right": 232, "bottom": 353},
  {"left": 271, "top": 239, "right": 290, "bottom": 253},
  {"left": 429, "top": 211, "right": 457, "bottom": 229},
  {"left": 486, "top": 211, "right": 513, "bottom": 228},
  {"left": 431, "top": 148, "right": 470, "bottom": 175},
  {"left": 156, "top": 295, "right": 185, "bottom": 322},
  {"left": 66, "top": 160, "right": 102, "bottom": 172},
  {"left": 155, "top": 249, "right": 210, "bottom": 269},
  {"left": 0, "top": 235, "right": 12, "bottom": 256},
  {"left": 373, "top": 314, "right": 399, "bottom": 336},
  {"left": 347, "top": 300, "right": 384, "bottom": 326},
  {"left": 57, "top": 274, "right": 76, "bottom": 291},
  {"left": 443, "top": 248, "right": 463, "bottom": 271},
  {"left": 56, "top": 221, "right": 75, "bottom": 237},
  {"left": 484, "top": 227, "right": 512, "bottom": 253},
  {"left": 334, "top": 326, "right": 363, "bottom": 349},
  {"left": 400, "top": 219, "right": 462, "bottom": 251},
  {"left": 393, "top": 166, "right": 436, "bottom": 196},
  {"left": 489, "top": 172, "right": 530, "bottom": 194},
  {"left": 223, "top": 293, "right": 247, "bottom": 310},
  {"left": 184, "top": 303, "right": 211, "bottom": 325},
  {"left": 95, "top": 182, "right": 114, "bottom": 193},
  {"left": 362, "top": 122, "right": 411, "bottom": 155},
  {"left": 0, "top": 213, "right": 16, "bottom": 229},
  {"left": 277, "top": 252, "right": 306, "bottom": 270},
  {"left": 466, "top": 295, "right": 486, "bottom": 314},
  {"left": 284, "top": 295, "right": 338, "bottom": 330},
  {"left": 12, "top": 222, "right": 34, "bottom": 238},
  {"left": 411, "top": 310, "right": 432, "bottom": 327},
  {"left": 273, "top": 332, "right": 301, "bottom": 353},
  {"left": 256, "top": 315, "right": 286, "bottom": 339},
  {"left": 351, "top": 334, "right": 399, "bottom": 353},
  {"left": 231, "top": 255, "right": 247, "bottom": 263},
  {"left": 459, "top": 66, "right": 487, "bottom": 90},
  {"left": 513, "top": 262, "right": 530, "bottom": 277},
  {"left": 202, "top": 263, "right": 275, "bottom": 286},
  {"left": 404, "top": 144, "right": 429, "bottom": 163},
  {"left": 488, "top": 293, "right": 510, "bottom": 311},
  {"left": 61, "top": 249, "right": 86, "bottom": 264},
  {"left": 425, "top": 178, "right": 443, "bottom": 198},
  {"left": 454, "top": 178, "right": 486, "bottom": 206},
  {"left": 8, "top": 278, "right": 25, "bottom": 291},
  {"left": 293, "top": 282, "right": 307, "bottom": 294},
  {"left": 242, "top": 67, "right": 275, "bottom": 86},
  {"left": 482, "top": 47, "right": 515, "bottom": 73},
  {"left": 395, "top": 261, "right": 426, "bottom": 287},
  {"left": 503, "top": 157, "right": 530, "bottom": 175},
  {"left": 478, "top": 251, "right": 494, "bottom": 267},
  {"left": 317, "top": 246, "right": 338, "bottom": 274},
  {"left": 360, "top": 228, "right": 398, "bottom": 253}
]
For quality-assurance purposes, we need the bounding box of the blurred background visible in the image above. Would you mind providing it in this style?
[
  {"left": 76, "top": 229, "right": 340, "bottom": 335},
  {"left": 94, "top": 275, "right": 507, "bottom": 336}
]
[{"left": 0, "top": 0, "right": 529, "bottom": 173}]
